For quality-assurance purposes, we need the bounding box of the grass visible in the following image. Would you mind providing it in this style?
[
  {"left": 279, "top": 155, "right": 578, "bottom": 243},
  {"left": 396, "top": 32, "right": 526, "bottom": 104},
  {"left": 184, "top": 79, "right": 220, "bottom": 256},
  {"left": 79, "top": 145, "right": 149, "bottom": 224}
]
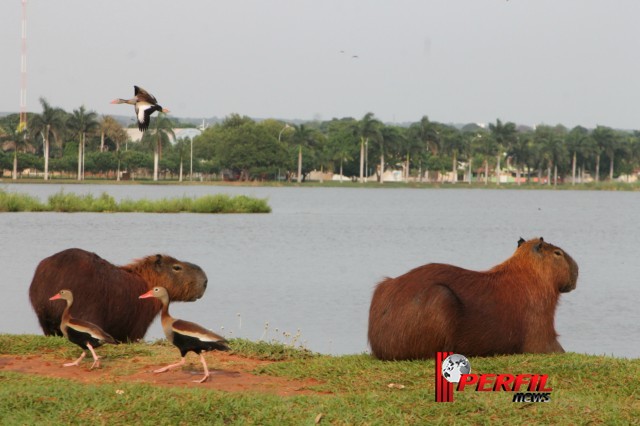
[
  {"left": 0, "top": 334, "right": 638, "bottom": 425},
  {"left": 0, "top": 189, "right": 271, "bottom": 213}
]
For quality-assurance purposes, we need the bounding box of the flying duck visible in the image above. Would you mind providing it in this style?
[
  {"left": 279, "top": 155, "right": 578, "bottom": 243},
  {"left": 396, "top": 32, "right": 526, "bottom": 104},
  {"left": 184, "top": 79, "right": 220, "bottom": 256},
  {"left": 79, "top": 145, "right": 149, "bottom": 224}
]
[
  {"left": 139, "top": 286, "right": 229, "bottom": 383},
  {"left": 49, "top": 289, "right": 117, "bottom": 369},
  {"left": 110, "top": 85, "right": 170, "bottom": 132}
]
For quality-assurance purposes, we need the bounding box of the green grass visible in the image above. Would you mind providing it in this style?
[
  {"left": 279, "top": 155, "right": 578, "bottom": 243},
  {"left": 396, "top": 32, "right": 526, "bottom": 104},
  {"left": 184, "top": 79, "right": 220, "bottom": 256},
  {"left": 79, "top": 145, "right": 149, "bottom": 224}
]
[
  {"left": 0, "top": 189, "right": 271, "bottom": 213},
  {"left": 0, "top": 334, "right": 638, "bottom": 425}
]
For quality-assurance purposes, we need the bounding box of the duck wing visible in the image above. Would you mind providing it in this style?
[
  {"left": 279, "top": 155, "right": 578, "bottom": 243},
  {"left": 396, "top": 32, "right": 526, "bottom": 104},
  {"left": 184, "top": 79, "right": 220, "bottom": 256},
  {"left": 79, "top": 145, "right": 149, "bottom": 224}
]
[
  {"left": 67, "top": 318, "right": 117, "bottom": 344},
  {"left": 134, "top": 85, "right": 158, "bottom": 104},
  {"left": 172, "top": 319, "right": 227, "bottom": 343}
]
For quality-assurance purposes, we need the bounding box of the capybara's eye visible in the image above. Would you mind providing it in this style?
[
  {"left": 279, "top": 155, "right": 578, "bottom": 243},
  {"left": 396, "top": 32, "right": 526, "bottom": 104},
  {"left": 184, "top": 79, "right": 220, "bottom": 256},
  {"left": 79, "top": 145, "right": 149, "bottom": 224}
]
[
  {"left": 172, "top": 265, "right": 183, "bottom": 271},
  {"left": 554, "top": 250, "right": 563, "bottom": 257}
]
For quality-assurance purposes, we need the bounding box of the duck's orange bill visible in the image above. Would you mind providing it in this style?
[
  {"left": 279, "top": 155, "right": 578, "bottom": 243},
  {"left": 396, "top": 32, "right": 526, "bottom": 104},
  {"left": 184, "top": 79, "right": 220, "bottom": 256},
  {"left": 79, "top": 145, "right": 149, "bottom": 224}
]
[{"left": 139, "top": 290, "right": 154, "bottom": 299}]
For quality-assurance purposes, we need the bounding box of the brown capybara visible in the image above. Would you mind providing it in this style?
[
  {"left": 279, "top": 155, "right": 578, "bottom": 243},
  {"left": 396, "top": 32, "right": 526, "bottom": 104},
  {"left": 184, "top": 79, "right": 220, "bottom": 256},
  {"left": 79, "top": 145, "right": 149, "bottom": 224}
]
[
  {"left": 29, "top": 248, "right": 208, "bottom": 342},
  {"left": 368, "top": 237, "right": 578, "bottom": 360}
]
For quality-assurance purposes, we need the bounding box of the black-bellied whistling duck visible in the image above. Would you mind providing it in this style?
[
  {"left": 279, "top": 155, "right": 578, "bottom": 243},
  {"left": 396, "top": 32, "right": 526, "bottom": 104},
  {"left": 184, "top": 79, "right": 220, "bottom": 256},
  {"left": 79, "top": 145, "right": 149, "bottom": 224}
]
[
  {"left": 49, "top": 289, "right": 117, "bottom": 369},
  {"left": 110, "top": 85, "right": 170, "bottom": 132},
  {"left": 139, "top": 286, "right": 229, "bottom": 383}
]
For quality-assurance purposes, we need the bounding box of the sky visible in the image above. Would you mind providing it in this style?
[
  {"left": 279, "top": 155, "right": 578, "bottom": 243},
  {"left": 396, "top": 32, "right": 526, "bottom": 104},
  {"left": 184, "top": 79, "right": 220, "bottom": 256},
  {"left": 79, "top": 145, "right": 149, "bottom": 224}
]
[{"left": 1, "top": 0, "right": 640, "bottom": 129}]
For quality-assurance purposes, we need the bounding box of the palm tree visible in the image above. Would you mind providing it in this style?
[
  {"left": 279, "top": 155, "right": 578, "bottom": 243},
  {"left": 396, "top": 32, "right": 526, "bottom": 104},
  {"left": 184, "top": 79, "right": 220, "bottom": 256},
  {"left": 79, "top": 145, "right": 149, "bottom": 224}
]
[
  {"left": 67, "top": 106, "right": 99, "bottom": 180},
  {"left": 488, "top": 119, "right": 517, "bottom": 185},
  {"left": 459, "top": 129, "right": 487, "bottom": 184},
  {"left": 397, "top": 128, "right": 422, "bottom": 182},
  {"left": 327, "top": 120, "right": 357, "bottom": 183},
  {"left": 440, "top": 126, "right": 465, "bottom": 183},
  {"left": 99, "top": 115, "right": 124, "bottom": 152},
  {"left": 474, "top": 132, "right": 498, "bottom": 184},
  {"left": 536, "top": 125, "right": 568, "bottom": 187},
  {"left": 566, "top": 126, "right": 590, "bottom": 185},
  {"left": 377, "top": 126, "right": 403, "bottom": 184},
  {"left": 460, "top": 132, "right": 476, "bottom": 183},
  {"left": 29, "top": 98, "right": 66, "bottom": 180},
  {"left": 507, "top": 131, "right": 533, "bottom": 185},
  {"left": 357, "top": 112, "right": 382, "bottom": 182},
  {"left": 408, "top": 116, "right": 440, "bottom": 182},
  {"left": 0, "top": 114, "right": 33, "bottom": 180},
  {"left": 148, "top": 113, "right": 175, "bottom": 181},
  {"left": 291, "top": 124, "right": 321, "bottom": 183},
  {"left": 627, "top": 132, "right": 640, "bottom": 181},
  {"left": 0, "top": 123, "right": 12, "bottom": 176},
  {"left": 99, "top": 116, "right": 129, "bottom": 180},
  {"left": 175, "top": 137, "right": 190, "bottom": 182},
  {"left": 591, "top": 126, "right": 616, "bottom": 182}
]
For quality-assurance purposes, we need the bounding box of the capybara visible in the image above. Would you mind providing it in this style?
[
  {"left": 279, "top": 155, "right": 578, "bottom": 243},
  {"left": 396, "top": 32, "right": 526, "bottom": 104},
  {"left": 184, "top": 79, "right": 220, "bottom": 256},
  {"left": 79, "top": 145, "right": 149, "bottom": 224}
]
[
  {"left": 29, "top": 248, "right": 208, "bottom": 342},
  {"left": 368, "top": 237, "right": 578, "bottom": 360}
]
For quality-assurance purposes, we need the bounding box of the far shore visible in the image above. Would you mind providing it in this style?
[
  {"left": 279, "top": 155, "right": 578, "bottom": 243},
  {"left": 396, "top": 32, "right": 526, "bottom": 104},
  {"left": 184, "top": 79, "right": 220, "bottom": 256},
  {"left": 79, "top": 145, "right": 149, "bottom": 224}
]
[{"left": 2, "top": 177, "right": 640, "bottom": 191}]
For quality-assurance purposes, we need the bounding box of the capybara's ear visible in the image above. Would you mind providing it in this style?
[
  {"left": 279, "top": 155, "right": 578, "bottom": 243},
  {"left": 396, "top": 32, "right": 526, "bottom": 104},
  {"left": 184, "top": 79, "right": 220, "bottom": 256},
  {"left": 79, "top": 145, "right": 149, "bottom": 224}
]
[
  {"left": 534, "top": 241, "right": 544, "bottom": 253},
  {"left": 518, "top": 237, "right": 525, "bottom": 247},
  {"left": 155, "top": 254, "right": 162, "bottom": 267},
  {"left": 539, "top": 237, "right": 544, "bottom": 242}
]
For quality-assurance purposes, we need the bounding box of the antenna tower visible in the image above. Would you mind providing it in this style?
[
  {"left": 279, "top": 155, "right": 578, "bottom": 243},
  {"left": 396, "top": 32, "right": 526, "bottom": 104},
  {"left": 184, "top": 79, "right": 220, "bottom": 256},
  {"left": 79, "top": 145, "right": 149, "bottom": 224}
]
[{"left": 19, "top": 0, "right": 27, "bottom": 131}]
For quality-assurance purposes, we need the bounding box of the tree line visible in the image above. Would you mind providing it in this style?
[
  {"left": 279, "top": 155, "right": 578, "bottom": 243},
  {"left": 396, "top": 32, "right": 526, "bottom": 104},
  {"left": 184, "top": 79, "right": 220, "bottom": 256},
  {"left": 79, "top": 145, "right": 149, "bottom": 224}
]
[{"left": 2, "top": 98, "right": 640, "bottom": 184}]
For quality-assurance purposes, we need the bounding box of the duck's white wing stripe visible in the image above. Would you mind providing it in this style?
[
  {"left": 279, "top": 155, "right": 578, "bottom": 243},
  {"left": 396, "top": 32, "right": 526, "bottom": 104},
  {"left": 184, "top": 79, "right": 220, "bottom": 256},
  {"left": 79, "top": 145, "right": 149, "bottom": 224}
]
[
  {"left": 136, "top": 102, "right": 153, "bottom": 124},
  {"left": 172, "top": 319, "right": 225, "bottom": 342}
]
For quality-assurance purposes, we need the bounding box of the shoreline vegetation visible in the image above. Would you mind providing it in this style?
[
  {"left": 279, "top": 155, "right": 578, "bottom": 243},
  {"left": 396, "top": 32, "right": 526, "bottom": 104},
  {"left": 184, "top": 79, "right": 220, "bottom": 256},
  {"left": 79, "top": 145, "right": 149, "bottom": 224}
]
[
  {"left": 0, "top": 334, "right": 638, "bottom": 424},
  {"left": 0, "top": 188, "right": 271, "bottom": 213},
  {"left": 3, "top": 177, "right": 640, "bottom": 191}
]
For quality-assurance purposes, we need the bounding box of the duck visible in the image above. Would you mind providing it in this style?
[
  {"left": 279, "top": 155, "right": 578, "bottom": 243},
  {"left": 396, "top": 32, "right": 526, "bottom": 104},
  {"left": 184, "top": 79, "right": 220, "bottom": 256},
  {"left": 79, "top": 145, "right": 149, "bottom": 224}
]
[
  {"left": 49, "top": 289, "right": 117, "bottom": 369},
  {"left": 110, "top": 85, "right": 170, "bottom": 132},
  {"left": 139, "top": 286, "right": 229, "bottom": 383}
]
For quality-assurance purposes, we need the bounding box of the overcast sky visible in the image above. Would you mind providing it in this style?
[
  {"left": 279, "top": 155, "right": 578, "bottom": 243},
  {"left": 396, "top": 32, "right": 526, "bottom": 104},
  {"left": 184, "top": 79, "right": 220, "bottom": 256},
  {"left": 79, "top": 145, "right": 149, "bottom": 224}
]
[{"left": 1, "top": 1, "right": 640, "bottom": 128}]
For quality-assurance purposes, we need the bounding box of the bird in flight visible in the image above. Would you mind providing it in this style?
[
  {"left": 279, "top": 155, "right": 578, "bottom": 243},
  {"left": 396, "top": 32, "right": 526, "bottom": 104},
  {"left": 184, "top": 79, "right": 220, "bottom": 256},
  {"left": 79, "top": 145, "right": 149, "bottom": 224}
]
[{"left": 111, "top": 86, "right": 169, "bottom": 132}]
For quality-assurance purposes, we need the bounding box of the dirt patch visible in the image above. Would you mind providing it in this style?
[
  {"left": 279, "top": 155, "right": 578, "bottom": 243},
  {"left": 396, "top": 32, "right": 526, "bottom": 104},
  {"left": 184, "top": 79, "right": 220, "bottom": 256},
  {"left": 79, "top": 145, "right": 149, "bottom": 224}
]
[{"left": 0, "top": 353, "right": 325, "bottom": 396}]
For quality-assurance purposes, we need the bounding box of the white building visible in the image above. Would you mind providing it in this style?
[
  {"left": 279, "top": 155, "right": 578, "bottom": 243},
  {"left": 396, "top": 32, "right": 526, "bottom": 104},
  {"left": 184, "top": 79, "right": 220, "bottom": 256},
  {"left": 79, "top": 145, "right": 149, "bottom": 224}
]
[{"left": 124, "top": 128, "right": 202, "bottom": 144}]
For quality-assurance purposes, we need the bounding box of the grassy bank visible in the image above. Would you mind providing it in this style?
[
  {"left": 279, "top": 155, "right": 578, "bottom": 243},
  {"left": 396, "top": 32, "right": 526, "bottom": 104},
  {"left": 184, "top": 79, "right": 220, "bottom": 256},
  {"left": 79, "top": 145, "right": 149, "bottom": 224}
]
[
  {"left": 0, "top": 334, "right": 638, "bottom": 425},
  {"left": 0, "top": 189, "right": 271, "bottom": 213}
]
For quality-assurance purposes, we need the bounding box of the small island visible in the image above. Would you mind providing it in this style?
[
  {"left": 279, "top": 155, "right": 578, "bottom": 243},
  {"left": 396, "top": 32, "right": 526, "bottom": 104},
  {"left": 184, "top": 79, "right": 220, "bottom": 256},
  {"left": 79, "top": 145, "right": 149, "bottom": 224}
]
[{"left": 0, "top": 189, "right": 271, "bottom": 213}]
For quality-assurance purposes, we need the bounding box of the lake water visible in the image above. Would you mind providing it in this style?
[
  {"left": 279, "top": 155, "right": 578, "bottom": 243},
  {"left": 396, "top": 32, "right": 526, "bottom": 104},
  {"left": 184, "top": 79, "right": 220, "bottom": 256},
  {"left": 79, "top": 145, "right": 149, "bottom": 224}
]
[{"left": 1, "top": 183, "right": 638, "bottom": 358}]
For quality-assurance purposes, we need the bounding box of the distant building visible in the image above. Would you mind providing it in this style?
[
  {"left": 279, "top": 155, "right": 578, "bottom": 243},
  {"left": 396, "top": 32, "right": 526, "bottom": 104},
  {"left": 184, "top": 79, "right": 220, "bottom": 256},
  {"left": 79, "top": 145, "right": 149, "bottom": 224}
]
[{"left": 124, "top": 128, "right": 202, "bottom": 144}]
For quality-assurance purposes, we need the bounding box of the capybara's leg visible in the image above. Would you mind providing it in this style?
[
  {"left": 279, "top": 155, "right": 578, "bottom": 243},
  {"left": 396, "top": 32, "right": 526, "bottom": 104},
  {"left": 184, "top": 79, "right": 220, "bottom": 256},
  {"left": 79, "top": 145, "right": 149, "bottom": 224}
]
[
  {"left": 42, "top": 318, "right": 62, "bottom": 336},
  {"left": 550, "top": 340, "right": 565, "bottom": 353},
  {"left": 525, "top": 338, "right": 565, "bottom": 354},
  {"left": 522, "top": 328, "right": 565, "bottom": 354},
  {"left": 36, "top": 307, "right": 63, "bottom": 336}
]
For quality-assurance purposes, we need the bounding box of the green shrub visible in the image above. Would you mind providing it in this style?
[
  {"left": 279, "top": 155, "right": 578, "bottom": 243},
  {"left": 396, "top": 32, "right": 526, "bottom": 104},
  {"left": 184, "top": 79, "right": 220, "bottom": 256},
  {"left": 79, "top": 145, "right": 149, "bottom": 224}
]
[{"left": 1, "top": 189, "right": 270, "bottom": 214}]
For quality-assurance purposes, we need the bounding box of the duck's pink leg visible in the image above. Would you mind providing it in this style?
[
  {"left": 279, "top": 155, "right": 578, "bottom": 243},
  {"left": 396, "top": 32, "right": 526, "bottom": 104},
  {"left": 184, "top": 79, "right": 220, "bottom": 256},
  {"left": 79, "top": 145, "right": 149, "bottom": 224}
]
[
  {"left": 154, "top": 357, "right": 186, "bottom": 374},
  {"left": 86, "top": 343, "right": 101, "bottom": 369},
  {"left": 63, "top": 351, "right": 86, "bottom": 367},
  {"left": 193, "top": 353, "right": 210, "bottom": 383}
]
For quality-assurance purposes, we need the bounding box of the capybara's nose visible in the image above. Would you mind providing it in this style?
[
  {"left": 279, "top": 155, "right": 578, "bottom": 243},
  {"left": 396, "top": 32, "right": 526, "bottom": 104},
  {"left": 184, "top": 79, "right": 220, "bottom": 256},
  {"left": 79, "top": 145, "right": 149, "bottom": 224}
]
[{"left": 203, "top": 279, "right": 208, "bottom": 289}]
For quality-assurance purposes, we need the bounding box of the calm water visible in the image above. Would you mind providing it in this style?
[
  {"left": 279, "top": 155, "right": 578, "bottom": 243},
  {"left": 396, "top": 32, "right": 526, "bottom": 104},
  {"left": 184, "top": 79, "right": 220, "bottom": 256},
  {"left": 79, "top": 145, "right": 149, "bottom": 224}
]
[{"left": 1, "top": 184, "right": 638, "bottom": 358}]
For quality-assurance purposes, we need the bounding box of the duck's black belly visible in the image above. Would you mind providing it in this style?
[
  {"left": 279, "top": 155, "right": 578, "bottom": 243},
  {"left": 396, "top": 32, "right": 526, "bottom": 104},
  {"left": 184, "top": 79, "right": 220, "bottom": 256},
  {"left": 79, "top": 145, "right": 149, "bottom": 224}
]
[
  {"left": 67, "top": 327, "right": 103, "bottom": 349},
  {"left": 172, "top": 333, "right": 228, "bottom": 357}
]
